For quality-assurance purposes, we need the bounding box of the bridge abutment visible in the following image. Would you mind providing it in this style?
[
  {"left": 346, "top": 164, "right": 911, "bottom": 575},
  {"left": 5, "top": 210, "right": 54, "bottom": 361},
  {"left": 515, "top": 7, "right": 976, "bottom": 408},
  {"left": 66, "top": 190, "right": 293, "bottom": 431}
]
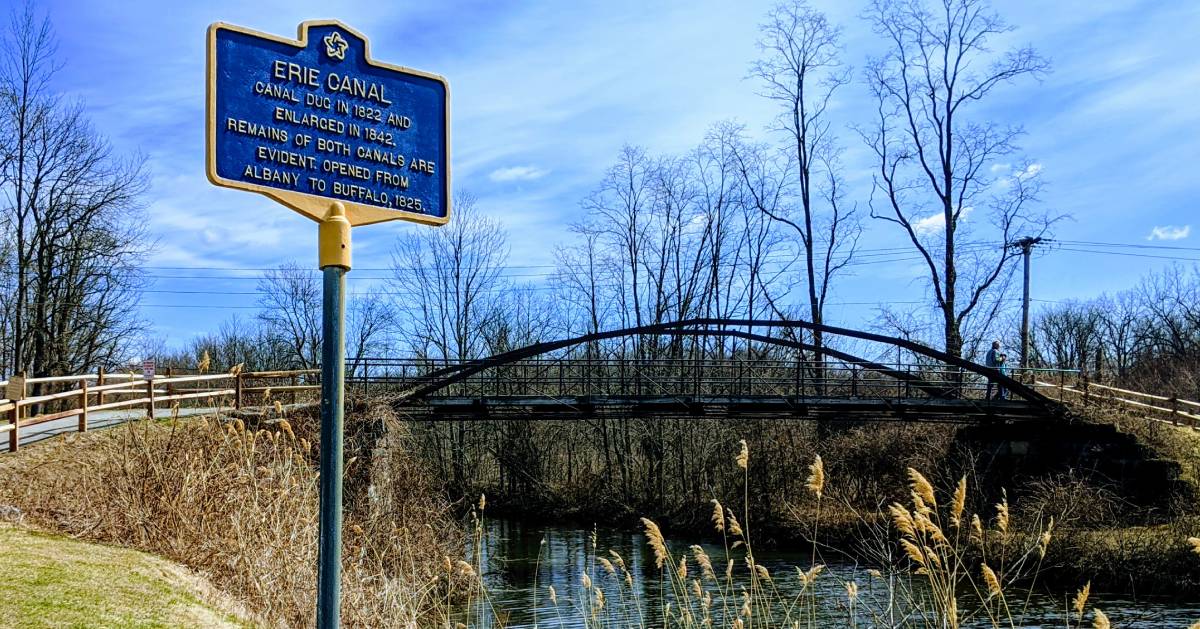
[{"left": 953, "top": 419, "right": 1191, "bottom": 513}]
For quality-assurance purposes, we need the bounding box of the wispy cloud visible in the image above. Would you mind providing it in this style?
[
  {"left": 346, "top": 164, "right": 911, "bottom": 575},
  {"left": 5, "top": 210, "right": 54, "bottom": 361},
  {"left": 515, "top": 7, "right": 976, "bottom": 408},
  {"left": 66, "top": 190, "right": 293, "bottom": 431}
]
[
  {"left": 489, "top": 165, "right": 549, "bottom": 183},
  {"left": 1148, "top": 225, "right": 1191, "bottom": 241}
]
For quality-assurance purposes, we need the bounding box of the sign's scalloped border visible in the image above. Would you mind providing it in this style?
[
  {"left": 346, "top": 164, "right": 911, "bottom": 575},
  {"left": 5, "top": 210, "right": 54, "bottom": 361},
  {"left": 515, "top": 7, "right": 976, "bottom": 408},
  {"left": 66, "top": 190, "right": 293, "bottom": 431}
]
[{"left": 206, "top": 20, "right": 451, "bottom": 227}]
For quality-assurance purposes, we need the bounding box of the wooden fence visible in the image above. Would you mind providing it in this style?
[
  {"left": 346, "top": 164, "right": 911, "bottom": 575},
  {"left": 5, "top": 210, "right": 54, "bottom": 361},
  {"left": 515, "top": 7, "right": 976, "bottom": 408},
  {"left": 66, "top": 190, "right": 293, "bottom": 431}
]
[
  {"left": 1037, "top": 378, "right": 1200, "bottom": 428},
  {"left": 1, "top": 369, "right": 319, "bottom": 453}
]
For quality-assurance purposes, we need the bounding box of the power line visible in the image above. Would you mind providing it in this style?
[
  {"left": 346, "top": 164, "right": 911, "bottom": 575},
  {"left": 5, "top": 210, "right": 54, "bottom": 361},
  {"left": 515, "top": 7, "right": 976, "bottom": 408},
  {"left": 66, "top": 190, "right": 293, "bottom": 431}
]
[
  {"left": 1052, "top": 247, "right": 1200, "bottom": 263},
  {"left": 129, "top": 295, "right": 1060, "bottom": 311},
  {"left": 1056, "top": 239, "right": 1200, "bottom": 252}
]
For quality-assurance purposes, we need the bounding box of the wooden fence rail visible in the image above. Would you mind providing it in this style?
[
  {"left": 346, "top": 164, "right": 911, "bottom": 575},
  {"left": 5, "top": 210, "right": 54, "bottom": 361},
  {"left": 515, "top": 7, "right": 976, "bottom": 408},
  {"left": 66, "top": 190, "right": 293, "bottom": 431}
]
[
  {"left": 1036, "top": 378, "right": 1200, "bottom": 428},
  {"left": 3, "top": 369, "right": 320, "bottom": 453}
]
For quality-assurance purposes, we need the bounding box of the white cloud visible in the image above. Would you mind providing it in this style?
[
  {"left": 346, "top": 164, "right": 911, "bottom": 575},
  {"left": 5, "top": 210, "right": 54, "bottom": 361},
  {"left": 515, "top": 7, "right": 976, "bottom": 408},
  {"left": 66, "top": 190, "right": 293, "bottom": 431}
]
[
  {"left": 488, "top": 165, "right": 550, "bottom": 183},
  {"left": 1147, "top": 225, "right": 1191, "bottom": 241},
  {"left": 912, "top": 213, "right": 945, "bottom": 235},
  {"left": 913, "top": 207, "right": 973, "bottom": 236},
  {"left": 1017, "top": 163, "right": 1043, "bottom": 179}
]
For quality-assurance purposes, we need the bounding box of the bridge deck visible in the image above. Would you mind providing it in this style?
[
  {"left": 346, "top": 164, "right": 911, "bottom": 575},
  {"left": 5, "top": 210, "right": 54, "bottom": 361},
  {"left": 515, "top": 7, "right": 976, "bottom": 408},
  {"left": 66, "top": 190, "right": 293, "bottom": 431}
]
[{"left": 398, "top": 394, "right": 1046, "bottom": 423}]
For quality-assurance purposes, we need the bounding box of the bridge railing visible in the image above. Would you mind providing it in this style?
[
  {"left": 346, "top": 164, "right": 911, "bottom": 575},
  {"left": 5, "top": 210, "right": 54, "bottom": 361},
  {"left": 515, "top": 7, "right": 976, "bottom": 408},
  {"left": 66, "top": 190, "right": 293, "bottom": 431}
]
[
  {"left": 2, "top": 369, "right": 319, "bottom": 453},
  {"left": 350, "top": 356, "right": 1079, "bottom": 404}
]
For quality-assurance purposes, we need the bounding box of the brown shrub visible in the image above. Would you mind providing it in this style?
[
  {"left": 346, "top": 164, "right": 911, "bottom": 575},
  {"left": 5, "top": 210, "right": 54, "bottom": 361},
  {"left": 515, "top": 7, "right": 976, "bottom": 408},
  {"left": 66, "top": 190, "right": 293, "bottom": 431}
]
[{"left": 0, "top": 403, "right": 459, "bottom": 628}]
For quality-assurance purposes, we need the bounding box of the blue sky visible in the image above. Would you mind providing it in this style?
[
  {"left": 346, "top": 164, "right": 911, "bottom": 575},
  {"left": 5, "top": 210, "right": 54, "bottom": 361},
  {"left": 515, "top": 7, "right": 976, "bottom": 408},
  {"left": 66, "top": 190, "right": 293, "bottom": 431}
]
[{"left": 31, "top": 0, "right": 1200, "bottom": 346}]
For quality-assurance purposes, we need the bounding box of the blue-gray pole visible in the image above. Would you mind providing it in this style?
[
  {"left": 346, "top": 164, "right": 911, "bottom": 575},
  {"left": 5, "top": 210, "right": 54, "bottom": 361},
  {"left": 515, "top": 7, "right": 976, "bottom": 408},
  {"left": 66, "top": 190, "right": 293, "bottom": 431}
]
[{"left": 317, "top": 203, "right": 351, "bottom": 628}]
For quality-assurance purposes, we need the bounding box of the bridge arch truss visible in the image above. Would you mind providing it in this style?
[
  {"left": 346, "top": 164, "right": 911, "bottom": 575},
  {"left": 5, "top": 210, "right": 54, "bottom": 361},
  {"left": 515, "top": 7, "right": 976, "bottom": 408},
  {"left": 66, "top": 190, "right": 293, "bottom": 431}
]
[{"left": 373, "top": 318, "right": 1064, "bottom": 423}]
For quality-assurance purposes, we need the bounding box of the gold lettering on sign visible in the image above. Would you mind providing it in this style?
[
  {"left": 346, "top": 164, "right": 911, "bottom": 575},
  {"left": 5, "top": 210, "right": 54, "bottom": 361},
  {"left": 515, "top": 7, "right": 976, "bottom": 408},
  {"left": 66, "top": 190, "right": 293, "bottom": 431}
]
[
  {"left": 272, "top": 60, "right": 320, "bottom": 87},
  {"left": 326, "top": 73, "right": 392, "bottom": 106},
  {"left": 243, "top": 165, "right": 300, "bottom": 186},
  {"left": 256, "top": 145, "right": 317, "bottom": 170},
  {"left": 226, "top": 117, "right": 289, "bottom": 143},
  {"left": 273, "top": 107, "right": 347, "bottom": 134},
  {"left": 254, "top": 81, "right": 300, "bottom": 103}
]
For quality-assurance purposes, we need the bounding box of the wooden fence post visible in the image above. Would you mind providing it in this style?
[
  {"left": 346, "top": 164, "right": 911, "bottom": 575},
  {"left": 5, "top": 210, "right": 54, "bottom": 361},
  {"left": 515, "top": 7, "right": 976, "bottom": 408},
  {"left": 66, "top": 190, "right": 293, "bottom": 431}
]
[
  {"left": 8, "top": 402, "right": 18, "bottom": 452},
  {"left": 79, "top": 379, "right": 89, "bottom": 433},
  {"left": 235, "top": 372, "right": 243, "bottom": 410},
  {"left": 97, "top": 367, "right": 106, "bottom": 407},
  {"left": 1170, "top": 397, "right": 1179, "bottom": 426},
  {"left": 146, "top": 377, "right": 155, "bottom": 420}
]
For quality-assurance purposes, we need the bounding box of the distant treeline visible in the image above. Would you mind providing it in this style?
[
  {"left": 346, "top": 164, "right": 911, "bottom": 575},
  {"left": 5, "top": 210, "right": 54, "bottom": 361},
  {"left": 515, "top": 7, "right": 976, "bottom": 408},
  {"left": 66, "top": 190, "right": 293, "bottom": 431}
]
[{"left": 1019, "top": 264, "right": 1200, "bottom": 398}]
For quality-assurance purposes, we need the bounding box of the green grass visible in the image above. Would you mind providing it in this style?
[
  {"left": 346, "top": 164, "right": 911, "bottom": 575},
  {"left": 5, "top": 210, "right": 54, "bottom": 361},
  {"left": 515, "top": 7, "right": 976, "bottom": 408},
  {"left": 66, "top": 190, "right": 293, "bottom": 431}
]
[{"left": 0, "top": 523, "right": 255, "bottom": 628}]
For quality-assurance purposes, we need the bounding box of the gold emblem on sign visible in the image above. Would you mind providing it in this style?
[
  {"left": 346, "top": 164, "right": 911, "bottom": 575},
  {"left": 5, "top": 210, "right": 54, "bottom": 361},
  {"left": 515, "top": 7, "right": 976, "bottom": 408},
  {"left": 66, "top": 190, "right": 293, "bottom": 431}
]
[{"left": 323, "top": 31, "right": 348, "bottom": 61}]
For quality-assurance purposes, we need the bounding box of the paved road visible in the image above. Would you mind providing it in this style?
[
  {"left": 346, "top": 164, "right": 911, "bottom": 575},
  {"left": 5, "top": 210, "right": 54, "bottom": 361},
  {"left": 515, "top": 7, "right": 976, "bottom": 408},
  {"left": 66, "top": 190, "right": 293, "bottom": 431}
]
[{"left": 15, "top": 407, "right": 222, "bottom": 447}]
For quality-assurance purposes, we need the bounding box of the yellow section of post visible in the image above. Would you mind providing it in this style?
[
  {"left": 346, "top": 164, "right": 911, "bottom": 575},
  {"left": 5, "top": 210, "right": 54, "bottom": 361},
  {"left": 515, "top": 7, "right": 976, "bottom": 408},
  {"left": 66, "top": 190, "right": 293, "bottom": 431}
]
[{"left": 319, "top": 202, "right": 352, "bottom": 270}]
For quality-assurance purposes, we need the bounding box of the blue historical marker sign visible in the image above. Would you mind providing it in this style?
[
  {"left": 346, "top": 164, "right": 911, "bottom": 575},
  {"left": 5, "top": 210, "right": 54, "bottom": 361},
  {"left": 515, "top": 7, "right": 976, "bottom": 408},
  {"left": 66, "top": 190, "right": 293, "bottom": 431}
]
[{"left": 207, "top": 20, "right": 450, "bottom": 226}]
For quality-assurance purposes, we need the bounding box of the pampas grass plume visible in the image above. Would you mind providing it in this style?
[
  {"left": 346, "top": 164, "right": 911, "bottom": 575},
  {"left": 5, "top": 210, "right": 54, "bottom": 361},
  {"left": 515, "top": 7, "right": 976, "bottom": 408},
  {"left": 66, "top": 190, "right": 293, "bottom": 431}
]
[
  {"left": 996, "top": 493, "right": 1010, "bottom": 535},
  {"left": 598, "top": 557, "right": 616, "bottom": 576},
  {"left": 711, "top": 499, "right": 725, "bottom": 533},
  {"left": 1074, "top": 581, "right": 1091, "bottom": 616},
  {"left": 951, "top": 475, "right": 967, "bottom": 528},
  {"left": 641, "top": 518, "right": 668, "bottom": 569},
  {"left": 982, "top": 563, "right": 1002, "bottom": 598},
  {"left": 806, "top": 455, "right": 825, "bottom": 499},
  {"left": 907, "top": 468, "right": 937, "bottom": 508},
  {"left": 727, "top": 510, "right": 744, "bottom": 538}
]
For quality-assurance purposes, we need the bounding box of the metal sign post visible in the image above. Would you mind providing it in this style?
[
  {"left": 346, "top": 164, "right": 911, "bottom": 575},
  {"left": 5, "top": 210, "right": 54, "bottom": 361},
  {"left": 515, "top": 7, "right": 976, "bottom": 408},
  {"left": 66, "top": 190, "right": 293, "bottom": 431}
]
[
  {"left": 317, "top": 202, "right": 350, "bottom": 625},
  {"left": 206, "top": 20, "right": 449, "bottom": 628}
]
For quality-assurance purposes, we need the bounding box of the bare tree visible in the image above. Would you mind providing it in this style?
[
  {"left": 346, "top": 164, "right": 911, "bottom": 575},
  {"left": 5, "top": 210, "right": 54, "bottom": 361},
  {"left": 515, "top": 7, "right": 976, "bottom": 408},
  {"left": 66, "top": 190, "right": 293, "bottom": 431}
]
[
  {"left": 1030, "top": 300, "right": 1105, "bottom": 373},
  {"left": 391, "top": 193, "right": 507, "bottom": 493},
  {"left": 257, "top": 263, "right": 322, "bottom": 369},
  {"left": 390, "top": 192, "right": 507, "bottom": 361},
  {"left": 584, "top": 145, "right": 653, "bottom": 358},
  {"left": 0, "top": 3, "right": 149, "bottom": 377},
  {"left": 691, "top": 123, "right": 744, "bottom": 356},
  {"left": 750, "top": 1, "right": 859, "bottom": 363},
  {"left": 257, "top": 262, "right": 395, "bottom": 374},
  {"left": 553, "top": 220, "right": 611, "bottom": 359},
  {"left": 726, "top": 137, "right": 788, "bottom": 354},
  {"left": 346, "top": 289, "right": 396, "bottom": 379},
  {"left": 861, "top": 0, "right": 1053, "bottom": 358},
  {"left": 1096, "top": 291, "right": 1147, "bottom": 381}
]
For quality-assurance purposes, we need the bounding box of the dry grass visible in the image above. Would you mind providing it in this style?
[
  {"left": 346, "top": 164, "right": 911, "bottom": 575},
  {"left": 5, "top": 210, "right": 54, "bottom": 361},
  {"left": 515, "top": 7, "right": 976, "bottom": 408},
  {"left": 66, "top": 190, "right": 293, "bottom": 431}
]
[{"left": 0, "top": 402, "right": 460, "bottom": 628}]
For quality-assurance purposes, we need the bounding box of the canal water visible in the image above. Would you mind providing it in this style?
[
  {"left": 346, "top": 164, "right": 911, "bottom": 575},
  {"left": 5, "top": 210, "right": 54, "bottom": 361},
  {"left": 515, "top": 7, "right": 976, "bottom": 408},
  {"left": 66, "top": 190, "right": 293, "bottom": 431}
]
[{"left": 456, "top": 518, "right": 1200, "bottom": 628}]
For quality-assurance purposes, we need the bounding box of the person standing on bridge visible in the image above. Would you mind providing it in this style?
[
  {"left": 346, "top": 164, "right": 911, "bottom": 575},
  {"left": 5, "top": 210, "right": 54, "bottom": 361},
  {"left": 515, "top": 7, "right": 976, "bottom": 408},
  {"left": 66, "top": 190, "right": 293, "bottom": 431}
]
[{"left": 985, "top": 340, "right": 1007, "bottom": 400}]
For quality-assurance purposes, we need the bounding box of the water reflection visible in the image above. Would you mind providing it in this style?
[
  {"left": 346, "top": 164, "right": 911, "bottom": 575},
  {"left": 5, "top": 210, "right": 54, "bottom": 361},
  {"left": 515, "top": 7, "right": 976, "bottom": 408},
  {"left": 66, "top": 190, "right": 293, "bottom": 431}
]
[{"left": 457, "top": 518, "right": 1200, "bottom": 628}]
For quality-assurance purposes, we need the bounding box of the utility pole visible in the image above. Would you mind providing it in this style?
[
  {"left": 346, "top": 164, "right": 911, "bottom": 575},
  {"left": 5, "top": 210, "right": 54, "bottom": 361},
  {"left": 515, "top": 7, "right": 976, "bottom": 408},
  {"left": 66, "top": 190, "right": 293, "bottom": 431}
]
[{"left": 1009, "top": 237, "right": 1043, "bottom": 369}]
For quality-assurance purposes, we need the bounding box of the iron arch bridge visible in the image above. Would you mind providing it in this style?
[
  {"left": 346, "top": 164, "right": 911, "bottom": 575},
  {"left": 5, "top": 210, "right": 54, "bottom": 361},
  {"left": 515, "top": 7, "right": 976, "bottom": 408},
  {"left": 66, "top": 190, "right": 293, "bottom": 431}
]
[{"left": 357, "top": 319, "right": 1069, "bottom": 423}]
